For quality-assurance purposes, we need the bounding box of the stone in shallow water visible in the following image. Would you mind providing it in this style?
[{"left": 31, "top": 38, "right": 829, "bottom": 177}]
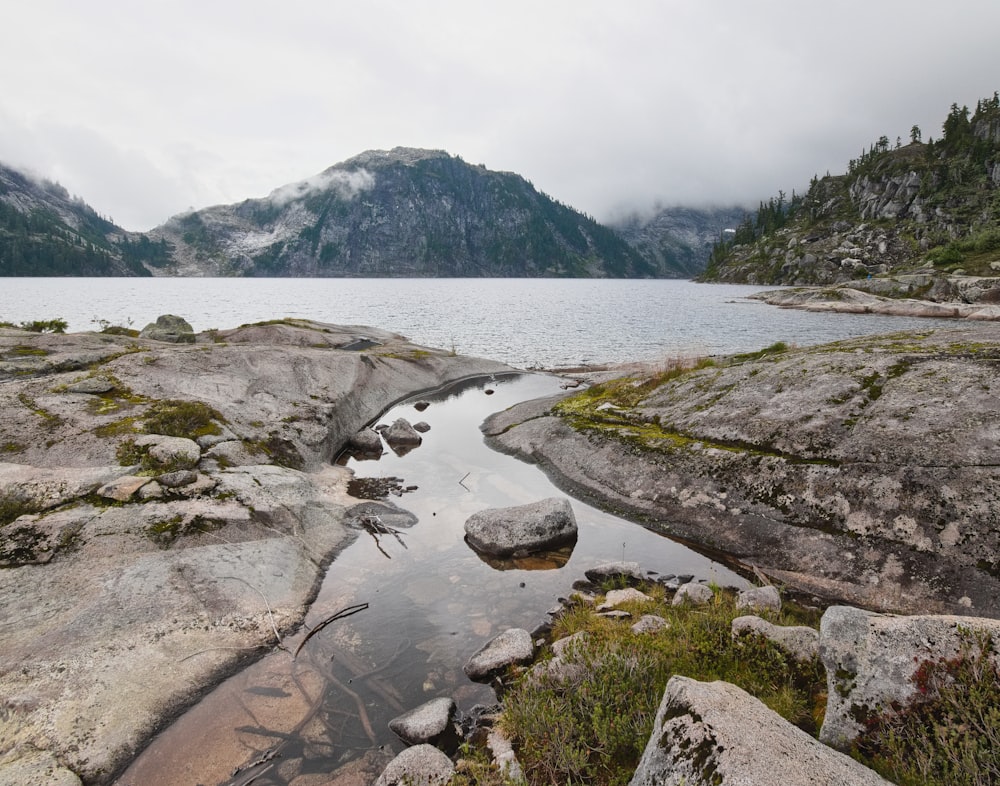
[
  {"left": 464, "top": 497, "right": 577, "bottom": 558},
  {"left": 388, "top": 696, "right": 458, "bottom": 748},
  {"left": 374, "top": 744, "right": 454, "bottom": 786}
]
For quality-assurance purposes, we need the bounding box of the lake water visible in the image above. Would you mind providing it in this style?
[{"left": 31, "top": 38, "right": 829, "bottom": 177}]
[{"left": 0, "top": 277, "right": 961, "bottom": 368}]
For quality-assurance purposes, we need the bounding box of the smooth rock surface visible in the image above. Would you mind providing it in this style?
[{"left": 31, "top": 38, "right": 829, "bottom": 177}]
[
  {"left": 672, "top": 582, "right": 714, "bottom": 606},
  {"left": 819, "top": 605, "right": 1000, "bottom": 749},
  {"left": 464, "top": 497, "right": 577, "bottom": 558},
  {"left": 629, "top": 676, "right": 892, "bottom": 786},
  {"left": 485, "top": 324, "right": 1000, "bottom": 616}
]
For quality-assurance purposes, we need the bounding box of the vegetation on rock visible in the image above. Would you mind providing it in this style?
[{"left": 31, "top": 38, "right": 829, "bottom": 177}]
[{"left": 703, "top": 92, "right": 1000, "bottom": 286}]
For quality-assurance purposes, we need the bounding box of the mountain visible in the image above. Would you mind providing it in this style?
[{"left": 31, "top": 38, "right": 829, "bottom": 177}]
[
  {"left": 0, "top": 163, "right": 165, "bottom": 276},
  {"left": 148, "top": 148, "right": 666, "bottom": 278},
  {"left": 702, "top": 93, "right": 1000, "bottom": 285},
  {"left": 610, "top": 205, "right": 747, "bottom": 277}
]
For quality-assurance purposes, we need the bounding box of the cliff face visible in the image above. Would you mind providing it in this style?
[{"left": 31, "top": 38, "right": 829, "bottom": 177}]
[
  {"left": 703, "top": 94, "right": 1000, "bottom": 287},
  {"left": 149, "top": 148, "right": 665, "bottom": 278}
]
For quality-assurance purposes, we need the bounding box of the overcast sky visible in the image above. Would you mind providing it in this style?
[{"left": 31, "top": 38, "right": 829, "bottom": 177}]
[{"left": 3, "top": 1, "right": 999, "bottom": 231}]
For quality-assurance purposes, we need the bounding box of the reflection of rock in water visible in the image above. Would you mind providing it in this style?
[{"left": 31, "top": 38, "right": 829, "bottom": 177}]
[{"left": 471, "top": 541, "right": 576, "bottom": 571}]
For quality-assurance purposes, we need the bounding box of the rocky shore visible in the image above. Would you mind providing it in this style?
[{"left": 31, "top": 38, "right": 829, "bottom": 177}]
[
  {"left": 484, "top": 322, "right": 1000, "bottom": 618},
  {"left": 0, "top": 317, "right": 511, "bottom": 785}
]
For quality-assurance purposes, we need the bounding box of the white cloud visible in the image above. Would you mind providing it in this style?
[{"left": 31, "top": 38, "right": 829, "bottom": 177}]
[
  {"left": 2, "top": 1, "right": 999, "bottom": 229},
  {"left": 266, "top": 169, "right": 375, "bottom": 208}
]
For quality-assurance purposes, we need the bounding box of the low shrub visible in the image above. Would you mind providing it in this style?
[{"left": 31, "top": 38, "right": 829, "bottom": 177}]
[{"left": 142, "top": 399, "right": 224, "bottom": 439}]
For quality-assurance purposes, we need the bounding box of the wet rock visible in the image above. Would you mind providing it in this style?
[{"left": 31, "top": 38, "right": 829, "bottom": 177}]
[
  {"left": 413, "top": 421, "right": 431, "bottom": 433},
  {"left": 632, "top": 614, "right": 670, "bottom": 635},
  {"left": 388, "top": 696, "right": 458, "bottom": 749},
  {"left": 630, "top": 676, "right": 891, "bottom": 785},
  {"left": 736, "top": 585, "right": 782, "bottom": 614},
  {"left": 347, "top": 427, "right": 383, "bottom": 456},
  {"left": 374, "top": 744, "right": 455, "bottom": 786},
  {"left": 139, "top": 314, "right": 196, "bottom": 343},
  {"left": 819, "top": 605, "right": 1000, "bottom": 750},
  {"left": 672, "top": 582, "right": 714, "bottom": 606},
  {"left": 464, "top": 497, "right": 577, "bottom": 558},
  {"left": 414, "top": 401, "right": 430, "bottom": 411},
  {"left": 464, "top": 628, "right": 534, "bottom": 682},
  {"left": 731, "top": 615, "right": 818, "bottom": 663},
  {"left": 584, "top": 560, "right": 645, "bottom": 586},
  {"left": 383, "top": 418, "right": 422, "bottom": 450}
]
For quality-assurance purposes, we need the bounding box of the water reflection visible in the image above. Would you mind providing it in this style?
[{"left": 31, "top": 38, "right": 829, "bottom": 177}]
[{"left": 116, "top": 373, "right": 748, "bottom": 786}]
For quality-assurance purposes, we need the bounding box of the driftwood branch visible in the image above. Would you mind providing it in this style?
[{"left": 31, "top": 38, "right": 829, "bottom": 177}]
[
  {"left": 358, "top": 513, "right": 406, "bottom": 558},
  {"left": 458, "top": 472, "right": 471, "bottom": 491},
  {"left": 293, "top": 603, "right": 369, "bottom": 659}
]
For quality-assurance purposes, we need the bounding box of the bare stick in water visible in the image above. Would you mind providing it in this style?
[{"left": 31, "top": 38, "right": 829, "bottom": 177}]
[{"left": 293, "top": 603, "right": 370, "bottom": 658}]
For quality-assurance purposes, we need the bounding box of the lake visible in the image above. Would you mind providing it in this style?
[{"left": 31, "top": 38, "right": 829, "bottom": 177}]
[{"left": 0, "top": 277, "right": 961, "bottom": 368}]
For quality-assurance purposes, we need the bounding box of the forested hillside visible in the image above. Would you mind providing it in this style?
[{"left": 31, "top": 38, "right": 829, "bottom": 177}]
[{"left": 702, "top": 93, "right": 1000, "bottom": 285}]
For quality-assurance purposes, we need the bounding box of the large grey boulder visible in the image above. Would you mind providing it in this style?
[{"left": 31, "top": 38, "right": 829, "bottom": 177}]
[
  {"left": 388, "top": 696, "right": 457, "bottom": 748},
  {"left": 383, "top": 418, "right": 422, "bottom": 451},
  {"left": 736, "top": 585, "right": 782, "bottom": 614},
  {"left": 464, "top": 497, "right": 577, "bottom": 558},
  {"left": 731, "top": 615, "right": 818, "bottom": 663},
  {"left": 629, "top": 676, "right": 892, "bottom": 786},
  {"left": 672, "top": 582, "right": 714, "bottom": 606},
  {"left": 464, "top": 628, "right": 534, "bottom": 681},
  {"left": 819, "top": 605, "right": 1000, "bottom": 749},
  {"left": 138, "top": 314, "right": 195, "bottom": 343},
  {"left": 374, "top": 744, "right": 455, "bottom": 786}
]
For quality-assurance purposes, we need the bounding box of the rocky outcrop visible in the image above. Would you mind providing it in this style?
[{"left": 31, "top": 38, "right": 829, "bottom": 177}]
[
  {"left": 629, "top": 676, "right": 892, "bottom": 785},
  {"left": 484, "top": 324, "right": 1000, "bottom": 617},
  {"left": 732, "top": 616, "right": 819, "bottom": 663},
  {"left": 0, "top": 319, "right": 512, "bottom": 784},
  {"left": 138, "top": 314, "right": 195, "bottom": 343},
  {"left": 818, "top": 605, "right": 1000, "bottom": 749},
  {"left": 751, "top": 282, "right": 1000, "bottom": 321},
  {"left": 464, "top": 497, "right": 577, "bottom": 558}
]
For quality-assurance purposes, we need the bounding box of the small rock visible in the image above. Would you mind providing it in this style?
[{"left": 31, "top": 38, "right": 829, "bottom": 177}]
[
  {"left": 414, "top": 401, "right": 430, "bottom": 411},
  {"left": 156, "top": 470, "right": 198, "bottom": 488},
  {"left": 672, "top": 582, "right": 714, "bottom": 606},
  {"left": 413, "top": 421, "right": 431, "bottom": 433},
  {"left": 67, "top": 377, "right": 115, "bottom": 394},
  {"left": 552, "top": 631, "right": 589, "bottom": 659},
  {"left": 383, "top": 418, "right": 423, "bottom": 450},
  {"left": 139, "top": 314, "right": 195, "bottom": 343},
  {"left": 142, "top": 435, "right": 201, "bottom": 469},
  {"left": 598, "top": 587, "right": 652, "bottom": 611},
  {"left": 347, "top": 428, "right": 384, "bottom": 456},
  {"left": 96, "top": 475, "right": 150, "bottom": 502},
  {"left": 137, "top": 480, "right": 164, "bottom": 500},
  {"left": 736, "top": 585, "right": 782, "bottom": 614},
  {"left": 731, "top": 616, "right": 818, "bottom": 662},
  {"left": 487, "top": 728, "right": 525, "bottom": 783},
  {"left": 597, "top": 610, "right": 632, "bottom": 619},
  {"left": 374, "top": 744, "right": 455, "bottom": 786},
  {"left": 388, "top": 696, "right": 457, "bottom": 748},
  {"left": 584, "top": 561, "right": 644, "bottom": 586},
  {"left": 632, "top": 615, "right": 670, "bottom": 635},
  {"left": 464, "top": 628, "right": 534, "bottom": 682}
]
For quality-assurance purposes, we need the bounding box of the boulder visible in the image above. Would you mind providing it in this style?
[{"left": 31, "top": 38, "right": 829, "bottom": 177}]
[
  {"left": 464, "top": 628, "right": 534, "bottom": 682},
  {"left": 819, "top": 605, "right": 1000, "bottom": 749},
  {"left": 347, "top": 427, "right": 383, "bottom": 456},
  {"left": 138, "top": 314, "right": 195, "bottom": 343},
  {"left": 413, "top": 421, "right": 431, "bottom": 433},
  {"left": 388, "top": 697, "right": 458, "bottom": 749},
  {"left": 672, "top": 582, "right": 714, "bottom": 606},
  {"left": 731, "top": 615, "right": 818, "bottom": 662},
  {"left": 374, "top": 744, "right": 455, "bottom": 786},
  {"left": 136, "top": 434, "right": 201, "bottom": 470},
  {"left": 736, "top": 585, "right": 782, "bottom": 614},
  {"left": 629, "top": 676, "right": 892, "bottom": 786},
  {"left": 383, "top": 418, "right": 423, "bottom": 449},
  {"left": 464, "top": 497, "right": 577, "bottom": 558},
  {"left": 96, "top": 475, "right": 150, "bottom": 502},
  {"left": 156, "top": 470, "right": 198, "bottom": 489}
]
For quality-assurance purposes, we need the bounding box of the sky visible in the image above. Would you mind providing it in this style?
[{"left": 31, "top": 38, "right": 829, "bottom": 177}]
[{"left": 3, "top": 1, "right": 999, "bottom": 231}]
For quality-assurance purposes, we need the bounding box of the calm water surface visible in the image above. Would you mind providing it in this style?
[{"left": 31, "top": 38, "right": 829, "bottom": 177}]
[{"left": 0, "top": 277, "right": 961, "bottom": 368}]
